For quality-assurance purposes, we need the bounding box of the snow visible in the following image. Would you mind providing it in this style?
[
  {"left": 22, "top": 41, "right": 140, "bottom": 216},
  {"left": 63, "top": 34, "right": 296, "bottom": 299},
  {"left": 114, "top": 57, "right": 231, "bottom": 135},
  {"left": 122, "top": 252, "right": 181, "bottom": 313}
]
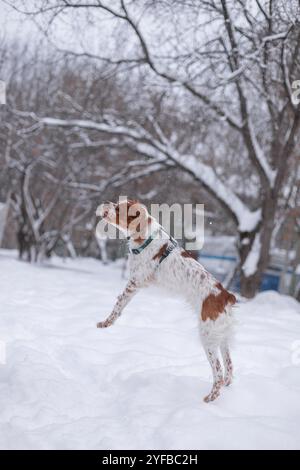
[
  {"left": 37, "top": 115, "right": 261, "bottom": 233},
  {"left": 178, "top": 155, "right": 261, "bottom": 233},
  {"left": 41, "top": 117, "right": 144, "bottom": 142},
  {"left": 242, "top": 232, "right": 262, "bottom": 277},
  {"left": 0, "top": 250, "right": 300, "bottom": 450},
  {"left": 248, "top": 119, "right": 277, "bottom": 187},
  {"left": 263, "top": 31, "right": 290, "bottom": 44}
]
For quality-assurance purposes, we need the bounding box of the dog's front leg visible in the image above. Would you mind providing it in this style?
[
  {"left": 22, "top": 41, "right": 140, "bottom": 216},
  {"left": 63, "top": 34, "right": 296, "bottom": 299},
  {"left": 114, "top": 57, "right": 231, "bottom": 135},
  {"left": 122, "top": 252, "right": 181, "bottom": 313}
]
[{"left": 97, "top": 280, "right": 139, "bottom": 328}]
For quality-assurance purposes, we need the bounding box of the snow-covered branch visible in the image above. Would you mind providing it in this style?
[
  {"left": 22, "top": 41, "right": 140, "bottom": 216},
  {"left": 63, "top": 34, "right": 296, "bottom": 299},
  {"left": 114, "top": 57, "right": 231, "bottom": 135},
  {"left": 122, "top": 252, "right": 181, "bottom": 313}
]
[
  {"left": 27, "top": 113, "right": 261, "bottom": 232},
  {"left": 247, "top": 118, "right": 277, "bottom": 187}
]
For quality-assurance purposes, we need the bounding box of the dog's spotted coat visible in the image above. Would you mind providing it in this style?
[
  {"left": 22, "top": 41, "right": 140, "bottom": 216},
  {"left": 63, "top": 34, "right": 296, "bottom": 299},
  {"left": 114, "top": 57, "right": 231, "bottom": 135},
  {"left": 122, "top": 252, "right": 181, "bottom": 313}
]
[{"left": 97, "top": 199, "right": 236, "bottom": 402}]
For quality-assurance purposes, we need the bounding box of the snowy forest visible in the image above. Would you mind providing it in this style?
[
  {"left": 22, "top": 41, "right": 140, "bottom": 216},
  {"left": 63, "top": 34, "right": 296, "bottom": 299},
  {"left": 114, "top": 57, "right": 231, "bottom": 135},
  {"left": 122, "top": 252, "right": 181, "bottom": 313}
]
[
  {"left": 0, "top": 0, "right": 300, "bottom": 451},
  {"left": 0, "top": 0, "right": 299, "bottom": 299}
]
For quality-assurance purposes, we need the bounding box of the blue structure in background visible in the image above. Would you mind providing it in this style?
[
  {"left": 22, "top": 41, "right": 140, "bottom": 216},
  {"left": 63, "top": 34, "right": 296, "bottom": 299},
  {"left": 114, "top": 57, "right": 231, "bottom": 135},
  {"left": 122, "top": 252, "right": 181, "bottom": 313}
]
[
  {"left": 233, "top": 270, "right": 280, "bottom": 292},
  {"left": 199, "top": 253, "right": 293, "bottom": 293}
]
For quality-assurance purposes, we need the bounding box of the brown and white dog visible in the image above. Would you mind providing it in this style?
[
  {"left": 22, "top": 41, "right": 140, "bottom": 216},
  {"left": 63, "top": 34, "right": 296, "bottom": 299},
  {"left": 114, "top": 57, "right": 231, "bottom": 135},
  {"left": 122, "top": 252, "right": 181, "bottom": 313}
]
[{"left": 97, "top": 199, "right": 236, "bottom": 403}]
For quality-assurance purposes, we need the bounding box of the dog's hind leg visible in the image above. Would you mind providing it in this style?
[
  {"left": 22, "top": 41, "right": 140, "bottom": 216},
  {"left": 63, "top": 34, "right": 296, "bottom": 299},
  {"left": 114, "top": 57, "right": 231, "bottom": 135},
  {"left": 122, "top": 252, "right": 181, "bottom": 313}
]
[
  {"left": 202, "top": 343, "right": 224, "bottom": 403},
  {"left": 220, "top": 341, "right": 233, "bottom": 386}
]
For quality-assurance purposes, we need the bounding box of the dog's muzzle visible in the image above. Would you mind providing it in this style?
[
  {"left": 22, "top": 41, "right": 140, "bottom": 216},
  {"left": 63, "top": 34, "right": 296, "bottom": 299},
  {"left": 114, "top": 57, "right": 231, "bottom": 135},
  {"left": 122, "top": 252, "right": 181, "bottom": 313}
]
[{"left": 96, "top": 202, "right": 116, "bottom": 219}]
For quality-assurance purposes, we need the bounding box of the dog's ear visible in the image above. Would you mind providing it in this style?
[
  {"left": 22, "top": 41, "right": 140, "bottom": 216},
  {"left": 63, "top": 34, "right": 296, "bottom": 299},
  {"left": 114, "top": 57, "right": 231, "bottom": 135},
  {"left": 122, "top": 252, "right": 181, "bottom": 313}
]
[
  {"left": 127, "top": 199, "right": 139, "bottom": 207},
  {"left": 128, "top": 201, "right": 148, "bottom": 219}
]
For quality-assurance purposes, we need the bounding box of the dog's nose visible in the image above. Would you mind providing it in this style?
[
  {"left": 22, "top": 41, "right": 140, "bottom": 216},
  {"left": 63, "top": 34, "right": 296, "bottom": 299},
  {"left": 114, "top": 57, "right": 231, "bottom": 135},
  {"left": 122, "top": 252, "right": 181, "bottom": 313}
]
[{"left": 96, "top": 202, "right": 110, "bottom": 218}]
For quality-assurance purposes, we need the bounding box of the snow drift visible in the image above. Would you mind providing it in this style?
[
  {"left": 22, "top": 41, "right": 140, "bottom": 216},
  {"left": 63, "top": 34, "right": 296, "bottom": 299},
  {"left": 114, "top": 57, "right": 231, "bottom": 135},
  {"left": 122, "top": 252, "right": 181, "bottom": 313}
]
[{"left": 0, "top": 250, "right": 300, "bottom": 450}]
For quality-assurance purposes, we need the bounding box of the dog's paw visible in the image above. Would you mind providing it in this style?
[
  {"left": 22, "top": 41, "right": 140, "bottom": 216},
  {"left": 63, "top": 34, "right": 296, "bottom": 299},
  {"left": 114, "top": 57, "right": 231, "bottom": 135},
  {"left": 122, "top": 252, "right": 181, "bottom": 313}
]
[
  {"left": 204, "top": 392, "right": 220, "bottom": 403},
  {"left": 203, "top": 380, "right": 224, "bottom": 403}
]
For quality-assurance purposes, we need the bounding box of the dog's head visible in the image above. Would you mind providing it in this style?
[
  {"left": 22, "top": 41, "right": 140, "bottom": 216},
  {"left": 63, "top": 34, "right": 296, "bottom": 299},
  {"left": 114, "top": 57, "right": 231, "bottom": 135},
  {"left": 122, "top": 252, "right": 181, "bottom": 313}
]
[{"left": 97, "top": 199, "right": 151, "bottom": 238}]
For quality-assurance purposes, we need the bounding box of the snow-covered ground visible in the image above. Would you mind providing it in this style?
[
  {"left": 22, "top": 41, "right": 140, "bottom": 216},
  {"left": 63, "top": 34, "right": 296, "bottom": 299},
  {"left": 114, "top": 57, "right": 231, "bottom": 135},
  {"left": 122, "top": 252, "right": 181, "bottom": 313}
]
[{"left": 0, "top": 250, "right": 300, "bottom": 450}]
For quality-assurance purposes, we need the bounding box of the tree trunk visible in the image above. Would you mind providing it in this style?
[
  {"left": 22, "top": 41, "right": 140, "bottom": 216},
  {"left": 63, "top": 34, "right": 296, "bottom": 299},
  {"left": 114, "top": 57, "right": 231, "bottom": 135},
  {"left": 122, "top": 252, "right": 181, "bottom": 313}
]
[
  {"left": 239, "top": 196, "right": 277, "bottom": 298},
  {"left": 240, "top": 272, "right": 262, "bottom": 298}
]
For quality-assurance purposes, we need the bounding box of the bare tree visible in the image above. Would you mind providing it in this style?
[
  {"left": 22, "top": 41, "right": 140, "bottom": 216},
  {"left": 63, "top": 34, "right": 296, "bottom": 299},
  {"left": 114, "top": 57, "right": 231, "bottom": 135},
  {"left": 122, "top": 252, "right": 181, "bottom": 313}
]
[{"left": 3, "top": 0, "right": 300, "bottom": 296}]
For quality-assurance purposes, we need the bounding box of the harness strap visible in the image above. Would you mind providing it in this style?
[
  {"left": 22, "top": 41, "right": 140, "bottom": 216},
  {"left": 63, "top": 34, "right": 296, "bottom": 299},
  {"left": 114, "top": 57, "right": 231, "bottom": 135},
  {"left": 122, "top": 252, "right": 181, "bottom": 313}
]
[
  {"left": 158, "top": 237, "right": 178, "bottom": 265},
  {"left": 129, "top": 229, "right": 178, "bottom": 265}
]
